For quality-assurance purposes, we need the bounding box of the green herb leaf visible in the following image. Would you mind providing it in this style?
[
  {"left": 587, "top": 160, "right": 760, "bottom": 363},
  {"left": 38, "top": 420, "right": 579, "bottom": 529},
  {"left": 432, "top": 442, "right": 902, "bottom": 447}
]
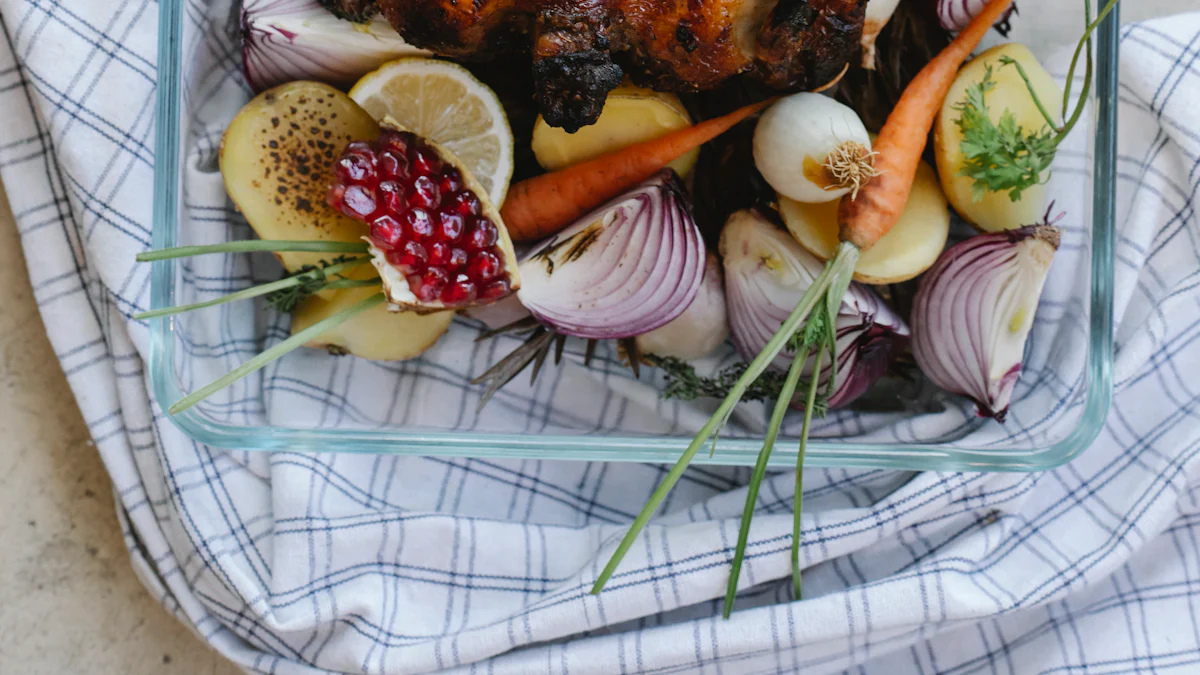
[
  {"left": 954, "top": 66, "right": 1058, "bottom": 203},
  {"left": 265, "top": 255, "right": 361, "bottom": 313}
]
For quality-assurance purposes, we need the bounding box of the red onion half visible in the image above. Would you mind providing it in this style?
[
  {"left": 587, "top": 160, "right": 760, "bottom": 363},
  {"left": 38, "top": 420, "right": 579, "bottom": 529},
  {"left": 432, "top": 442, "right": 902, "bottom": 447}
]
[
  {"left": 721, "top": 210, "right": 909, "bottom": 409},
  {"left": 515, "top": 171, "right": 705, "bottom": 340},
  {"left": 912, "top": 225, "right": 1060, "bottom": 421},
  {"left": 937, "top": 0, "right": 1017, "bottom": 35},
  {"left": 635, "top": 252, "right": 729, "bottom": 360},
  {"left": 241, "top": 0, "right": 427, "bottom": 92}
]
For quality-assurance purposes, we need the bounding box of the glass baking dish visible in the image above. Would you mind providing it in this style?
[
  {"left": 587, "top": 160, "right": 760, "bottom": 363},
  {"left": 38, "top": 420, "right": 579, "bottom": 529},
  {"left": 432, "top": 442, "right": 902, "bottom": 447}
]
[{"left": 149, "top": 0, "right": 1117, "bottom": 471}]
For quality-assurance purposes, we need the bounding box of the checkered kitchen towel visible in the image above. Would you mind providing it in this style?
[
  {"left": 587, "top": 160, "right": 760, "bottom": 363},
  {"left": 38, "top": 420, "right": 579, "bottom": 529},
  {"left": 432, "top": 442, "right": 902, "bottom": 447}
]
[{"left": 4, "top": 1, "right": 1200, "bottom": 673}]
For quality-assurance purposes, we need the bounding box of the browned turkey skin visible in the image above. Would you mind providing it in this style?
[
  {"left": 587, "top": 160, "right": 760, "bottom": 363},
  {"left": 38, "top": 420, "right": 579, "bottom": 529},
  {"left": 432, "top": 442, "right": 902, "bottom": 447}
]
[{"left": 336, "top": 0, "right": 867, "bottom": 132}]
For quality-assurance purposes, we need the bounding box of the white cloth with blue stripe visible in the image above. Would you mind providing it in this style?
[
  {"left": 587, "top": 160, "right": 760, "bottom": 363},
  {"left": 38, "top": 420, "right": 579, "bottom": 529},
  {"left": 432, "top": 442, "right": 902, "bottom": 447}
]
[{"left": 3, "top": 1, "right": 1199, "bottom": 673}]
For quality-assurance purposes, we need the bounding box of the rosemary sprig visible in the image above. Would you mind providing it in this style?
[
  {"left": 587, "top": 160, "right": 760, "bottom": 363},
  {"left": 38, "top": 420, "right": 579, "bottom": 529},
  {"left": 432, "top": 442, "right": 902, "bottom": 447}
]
[
  {"left": 134, "top": 257, "right": 370, "bottom": 320},
  {"left": 955, "top": 0, "right": 1118, "bottom": 201}
]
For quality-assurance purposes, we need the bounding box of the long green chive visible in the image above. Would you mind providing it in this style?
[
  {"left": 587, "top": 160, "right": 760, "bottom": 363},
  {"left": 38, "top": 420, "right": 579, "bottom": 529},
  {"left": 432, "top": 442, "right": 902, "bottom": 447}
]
[
  {"left": 791, "top": 347, "right": 825, "bottom": 600},
  {"left": 722, "top": 344, "right": 810, "bottom": 618},
  {"left": 137, "top": 240, "right": 369, "bottom": 262},
  {"left": 168, "top": 291, "right": 385, "bottom": 415}
]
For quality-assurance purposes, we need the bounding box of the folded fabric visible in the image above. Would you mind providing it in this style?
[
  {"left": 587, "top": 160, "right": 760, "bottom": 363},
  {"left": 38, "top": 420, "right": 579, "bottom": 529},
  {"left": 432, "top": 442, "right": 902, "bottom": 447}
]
[{"left": 1, "top": 1, "right": 1198, "bottom": 673}]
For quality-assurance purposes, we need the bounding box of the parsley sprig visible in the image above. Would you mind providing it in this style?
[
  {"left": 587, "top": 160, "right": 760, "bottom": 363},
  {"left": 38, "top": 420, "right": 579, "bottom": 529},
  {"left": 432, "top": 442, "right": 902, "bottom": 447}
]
[{"left": 956, "top": 0, "right": 1119, "bottom": 202}]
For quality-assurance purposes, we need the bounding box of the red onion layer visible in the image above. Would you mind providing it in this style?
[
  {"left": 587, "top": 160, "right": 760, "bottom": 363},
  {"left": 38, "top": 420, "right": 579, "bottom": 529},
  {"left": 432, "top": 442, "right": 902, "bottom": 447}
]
[
  {"left": 241, "top": 0, "right": 426, "bottom": 92},
  {"left": 937, "top": 0, "right": 1017, "bottom": 35},
  {"left": 721, "top": 210, "right": 909, "bottom": 410},
  {"left": 911, "top": 224, "right": 1060, "bottom": 421},
  {"left": 516, "top": 170, "right": 706, "bottom": 340}
]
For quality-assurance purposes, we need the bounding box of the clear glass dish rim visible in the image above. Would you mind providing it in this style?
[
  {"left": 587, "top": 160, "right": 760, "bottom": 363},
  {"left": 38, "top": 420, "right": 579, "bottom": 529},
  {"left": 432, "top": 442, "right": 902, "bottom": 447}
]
[{"left": 148, "top": 1, "right": 1117, "bottom": 471}]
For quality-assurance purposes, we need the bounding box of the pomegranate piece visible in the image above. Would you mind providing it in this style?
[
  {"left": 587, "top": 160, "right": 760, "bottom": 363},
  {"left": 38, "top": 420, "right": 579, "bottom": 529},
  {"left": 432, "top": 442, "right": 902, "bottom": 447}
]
[{"left": 327, "top": 119, "right": 519, "bottom": 311}]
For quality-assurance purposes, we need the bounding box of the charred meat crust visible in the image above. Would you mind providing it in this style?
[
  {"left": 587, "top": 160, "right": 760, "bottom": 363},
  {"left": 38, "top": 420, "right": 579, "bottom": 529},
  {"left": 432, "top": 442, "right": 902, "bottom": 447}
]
[
  {"left": 532, "top": 9, "right": 622, "bottom": 131},
  {"left": 532, "top": 51, "right": 623, "bottom": 132},
  {"left": 756, "top": 0, "right": 868, "bottom": 90},
  {"left": 318, "top": 0, "right": 380, "bottom": 23},
  {"left": 361, "top": 0, "right": 867, "bottom": 128}
]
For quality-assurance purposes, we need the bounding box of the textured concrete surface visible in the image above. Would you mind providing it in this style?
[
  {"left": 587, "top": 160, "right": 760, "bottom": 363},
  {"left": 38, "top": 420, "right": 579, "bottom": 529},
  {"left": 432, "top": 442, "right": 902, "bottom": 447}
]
[
  {"left": 0, "top": 3, "right": 1184, "bottom": 673},
  {"left": 0, "top": 182, "right": 240, "bottom": 673}
]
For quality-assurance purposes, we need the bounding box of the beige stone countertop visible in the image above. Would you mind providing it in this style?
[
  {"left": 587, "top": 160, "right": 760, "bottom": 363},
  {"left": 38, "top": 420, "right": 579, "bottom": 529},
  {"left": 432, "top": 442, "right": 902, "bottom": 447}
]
[
  {"left": 0, "top": 180, "right": 240, "bottom": 673},
  {"left": 0, "top": 2, "right": 1185, "bottom": 673}
]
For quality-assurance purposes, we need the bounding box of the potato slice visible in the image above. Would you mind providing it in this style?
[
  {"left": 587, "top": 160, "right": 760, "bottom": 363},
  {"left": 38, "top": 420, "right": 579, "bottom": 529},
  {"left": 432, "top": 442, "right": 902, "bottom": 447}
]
[
  {"left": 779, "top": 160, "right": 949, "bottom": 284},
  {"left": 934, "top": 44, "right": 1063, "bottom": 232},
  {"left": 220, "top": 81, "right": 380, "bottom": 275},
  {"left": 531, "top": 82, "right": 698, "bottom": 177},
  {"left": 292, "top": 283, "right": 454, "bottom": 361}
]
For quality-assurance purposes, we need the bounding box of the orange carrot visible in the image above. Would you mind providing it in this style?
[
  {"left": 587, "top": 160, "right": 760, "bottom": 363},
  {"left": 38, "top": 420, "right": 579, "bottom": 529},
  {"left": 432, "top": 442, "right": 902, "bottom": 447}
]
[
  {"left": 839, "top": 0, "right": 1014, "bottom": 250},
  {"left": 501, "top": 98, "right": 774, "bottom": 243}
]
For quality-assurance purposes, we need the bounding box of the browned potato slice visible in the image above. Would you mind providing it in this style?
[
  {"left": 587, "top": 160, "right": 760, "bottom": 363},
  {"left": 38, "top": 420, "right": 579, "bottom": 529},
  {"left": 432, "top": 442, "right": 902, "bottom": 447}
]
[
  {"left": 292, "top": 283, "right": 454, "bottom": 361},
  {"left": 220, "top": 81, "right": 379, "bottom": 277}
]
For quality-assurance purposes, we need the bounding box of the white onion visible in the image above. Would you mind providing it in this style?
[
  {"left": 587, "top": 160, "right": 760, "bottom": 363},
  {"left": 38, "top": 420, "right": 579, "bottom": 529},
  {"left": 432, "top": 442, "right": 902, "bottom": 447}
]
[
  {"left": 937, "top": 0, "right": 1018, "bottom": 35},
  {"left": 753, "top": 94, "right": 875, "bottom": 204},
  {"left": 636, "top": 253, "right": 729, "bottom": 360},
  {"left": 720, "top": 210, "right": 909, "bottom": 409},
  {"left": 862, "top": 0, "right": 903, "bottom": 69},
  {"left": 911, "top": 225, "right": 1059, "bottom": 421},
  {"left": 516, "top": 171, "right": 705, "bottom": 340},
  {"left": 241, "top": 0, "right": 427, "bottom": 92}
]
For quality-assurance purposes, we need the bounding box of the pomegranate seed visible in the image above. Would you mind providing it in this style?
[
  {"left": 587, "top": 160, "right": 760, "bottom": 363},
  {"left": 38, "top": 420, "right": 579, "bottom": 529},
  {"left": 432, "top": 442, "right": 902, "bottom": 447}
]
[
  {"left": 341, "top": 185, "right": 377, "bottom": 219},
  {"left": 428, "top": 241, "right": 451, "bottom": 267},
  {"left": 411, "top": 267, "right": 450, "bottom": 302},
  {"left": 466, "top": 218, "right": 498, "bottom": 250},
  {"left": 346, "top": 140, "right": 373, "bottom": 155},
  {"left": 439, "top": 168, "right": 462, "bottom": 194},
  {"left": 395, "top": 240, "right": 428, "bottom": 273},
  {"left": 411, "top": 146, "right": 442, "bottom": 176},
  {"left": 403, "top": 208, "right": 434, "bottom": 240},
  {"left": 408, "top": 175, "right": 441, "bottom": 210},
  {"left": 336, "top": 152, "right": 376, "bottom": 184},
  {"left": 436, "top": 209, "right": 465, "bottom": 242},
  {"left": 448, "top": 247, "right": 469, "bottom": 270},
  {"left": 379, "top": 129, "right": 412, "bottom": 154},
  {"left": 326, "top": 184, "right": 346, "bottom": 209},
  {"left": 466, "top": 250, "right": 501, "bottom": 282},
  {"left": 370, "top": 215, "right": 404, "bottom": 250},
  {"left": 378, "top": 181, "right": 405, "bottom": 214},
  {"left": 447, "top": 191, "right": 481, "bottom": 218},
  {"left": 442, "top": 279, "right": 478, "bottom": 305},
  {"left": 379, "top": 150, "right": 409, "bottom": 180},
  {"left": 481, "top": 279, "right": 511, "bottom": 300}
]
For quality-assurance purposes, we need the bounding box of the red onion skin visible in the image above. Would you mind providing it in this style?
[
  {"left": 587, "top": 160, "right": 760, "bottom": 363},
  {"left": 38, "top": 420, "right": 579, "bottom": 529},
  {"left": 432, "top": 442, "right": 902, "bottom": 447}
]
[
  {"left": 911, "top": 225, "right": 1060, "bottom": 421},
  {"left": 937, "top": 0, "right": 1017, "bottom": 35},
  {"left": 722, "top": 210, "right": 909, "bottom": 410},
  {"left": 517, "top": 171, "right": 705, "bottom": 340},
  {"left": 241, "top": 0, "right": 425, "bottom": 92}
]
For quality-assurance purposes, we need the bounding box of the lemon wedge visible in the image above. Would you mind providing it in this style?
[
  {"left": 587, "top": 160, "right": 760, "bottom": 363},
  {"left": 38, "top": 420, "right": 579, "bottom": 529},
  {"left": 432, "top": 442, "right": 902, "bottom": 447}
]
[{"left": 350, "top": 58, "right": 514, "bottom": 205}]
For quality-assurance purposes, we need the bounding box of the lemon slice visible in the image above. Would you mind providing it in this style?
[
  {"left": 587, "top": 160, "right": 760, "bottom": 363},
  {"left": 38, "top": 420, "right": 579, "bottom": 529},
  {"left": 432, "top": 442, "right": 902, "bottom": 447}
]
[{"left": 350, "top": 58, "right": 514, "bottom": 206}]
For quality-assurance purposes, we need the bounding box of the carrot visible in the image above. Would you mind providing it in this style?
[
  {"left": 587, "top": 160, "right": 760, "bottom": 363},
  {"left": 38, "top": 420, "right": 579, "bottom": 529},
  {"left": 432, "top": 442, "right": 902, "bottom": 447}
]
[
  {"left": 838, "top": 0, "right": 1015, "bottom": 251},
  {"left": 501, "top": 98, "right": 774, "bottom": 243}
]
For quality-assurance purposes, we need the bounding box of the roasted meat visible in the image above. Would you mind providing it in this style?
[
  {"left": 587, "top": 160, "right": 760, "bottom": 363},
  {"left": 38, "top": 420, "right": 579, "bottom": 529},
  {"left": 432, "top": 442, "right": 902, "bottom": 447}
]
[
  {"left": 366, "top": 0, "right": 867, "bottom": 131},
  {"left": 318, "top": 0, "right": 379, "bottom": 22}
]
